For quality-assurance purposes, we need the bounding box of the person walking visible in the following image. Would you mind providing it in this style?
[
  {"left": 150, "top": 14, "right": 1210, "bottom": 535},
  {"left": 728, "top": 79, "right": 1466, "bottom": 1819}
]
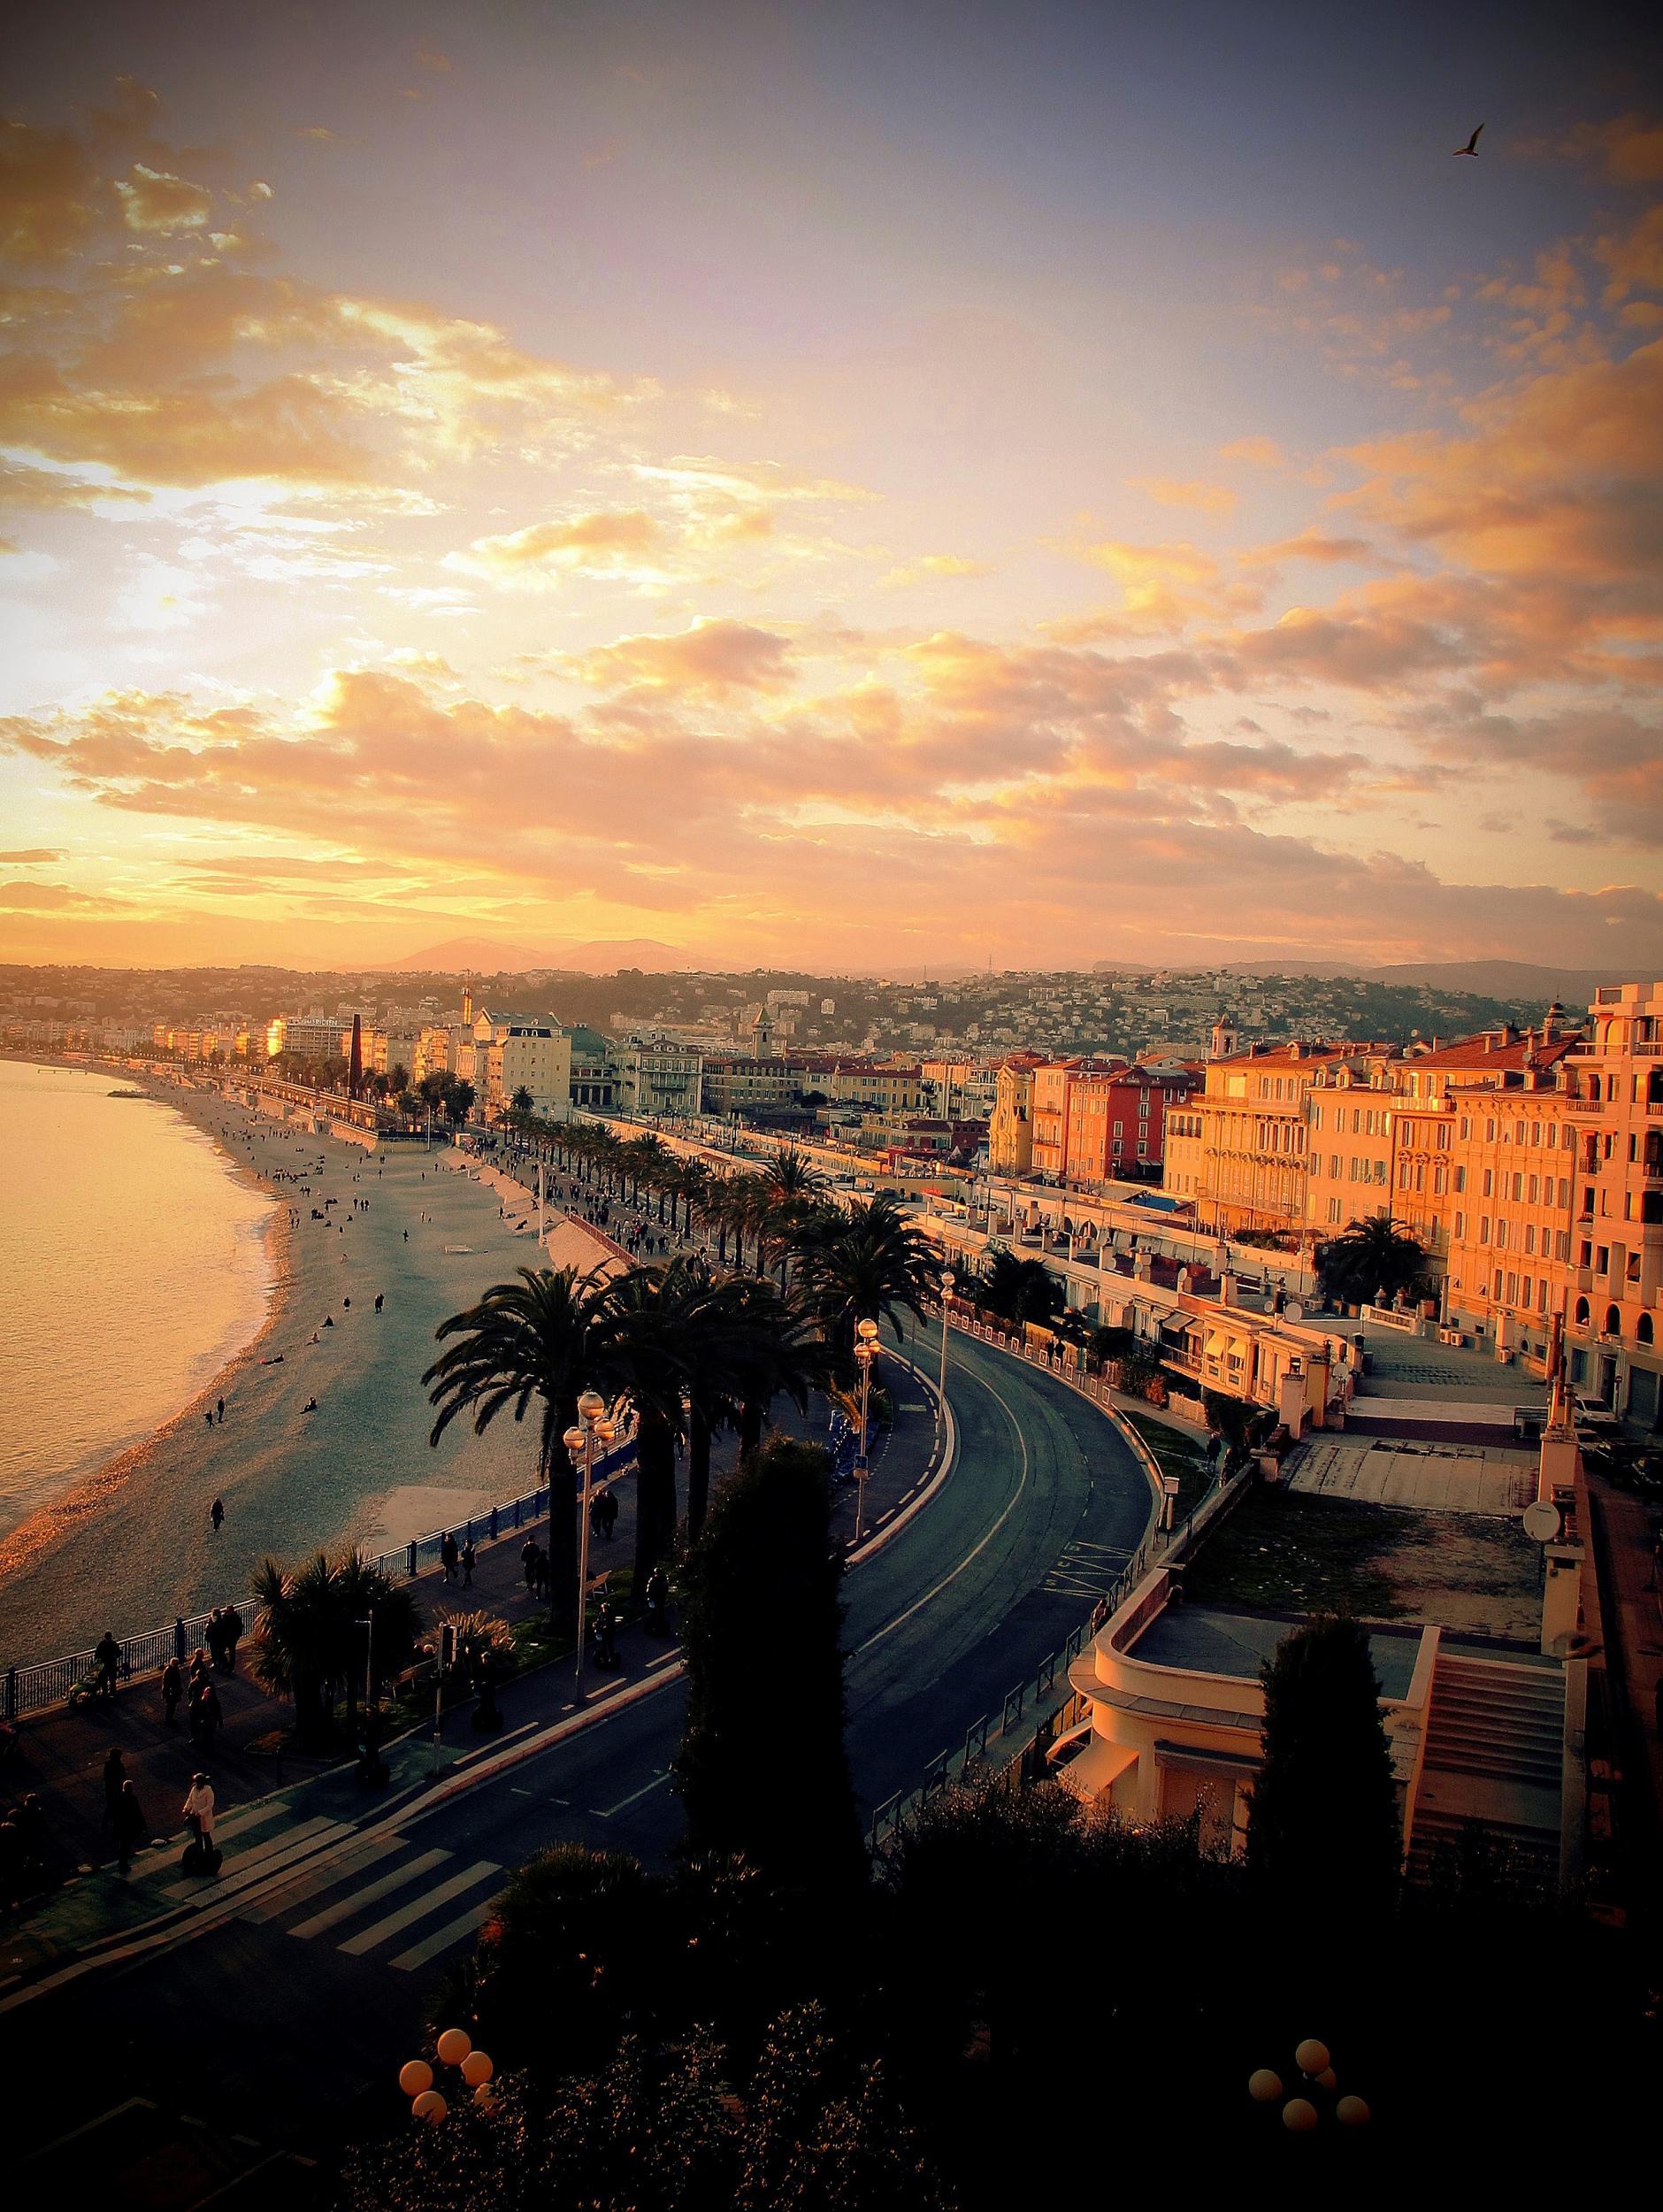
[
  {"left": 182, "top": 1773, "right": 216, "bottom": 1863},
  {"left": 113, "top": 1780, "right": 146, "bottom": 1876},
  {"left": 210, "top": 1497, "right": 225, "bottom": 1532},
  {"left": 441, "top": 1531, "right": 459, "bottom": 1583},
  {"left": 94, "top": 1630, "right": 122, "bottom": 1697},
  {"left": 521, "top": 1536, "right": 539, "bottom": 1592},
  {"left": 161, "top": 1655, "right": 183, "bottom": 1727},
  {"left": 216, "top": 1396, "right": 226, "bottom": 1425},
  {"left": 460, "top": 1538, "right": 475, "bottom": 1588},
  {"left": 221, "top": 1602, "right": 243, "bottom": 1674}
]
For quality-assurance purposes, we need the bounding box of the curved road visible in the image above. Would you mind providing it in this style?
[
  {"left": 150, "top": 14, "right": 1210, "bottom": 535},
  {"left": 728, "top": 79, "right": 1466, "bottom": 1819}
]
[{"left": 4, "top": 1333, "right": 1153, "bottom": 2198}]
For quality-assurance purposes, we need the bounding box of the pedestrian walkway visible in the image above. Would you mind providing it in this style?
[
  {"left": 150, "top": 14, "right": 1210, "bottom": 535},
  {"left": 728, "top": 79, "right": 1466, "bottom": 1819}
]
[
  {"left": 1, "top": 1380, "right": 938, "bottom": 1980},
  {"left": 1291, "top": 1435, "right": 1536, "bottom": 1513}
]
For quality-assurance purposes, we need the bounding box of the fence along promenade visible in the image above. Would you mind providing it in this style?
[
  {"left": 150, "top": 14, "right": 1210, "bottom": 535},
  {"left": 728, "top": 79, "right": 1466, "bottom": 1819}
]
[{"left": 2, "top": 1434, "right": 639, "bottom": 1724}]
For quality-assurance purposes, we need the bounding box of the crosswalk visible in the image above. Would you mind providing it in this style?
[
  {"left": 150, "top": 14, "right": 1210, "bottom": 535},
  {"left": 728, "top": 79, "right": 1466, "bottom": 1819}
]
[
  {"left": 215, "top": 1813, "right": 503, "bottom": 1973},
  {"left": 1042, "top": 1539, "right": 1131, "bottom": 1601}
]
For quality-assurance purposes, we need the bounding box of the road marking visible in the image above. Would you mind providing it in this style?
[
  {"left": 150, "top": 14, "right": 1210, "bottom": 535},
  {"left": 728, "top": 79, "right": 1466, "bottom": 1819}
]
[
  {"left": 240, "top": 1832, "right": 407, "bottom": 1924},
  {"left": 287, "top": 1847, "right": 450, "bottom": 1939},
  {"left": 337, "top": 1860, "right": 501, "bottom": 1957},
  {"left": 389, "top": 1897, "right": 499, "bottom": 1972},
  {"left": 596, "top": 1770, "right": 670, "bottom": 1818},
  {"left": 157, "top": 1815, "right": 344, "bottom": 1901},
  {"left": 855, "top": 1356, "right": 1031, "bottom": 1656}
]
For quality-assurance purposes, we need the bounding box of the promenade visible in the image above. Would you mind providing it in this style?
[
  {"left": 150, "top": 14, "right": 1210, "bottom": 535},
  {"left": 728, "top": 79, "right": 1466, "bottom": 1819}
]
[{"left": 0, "top": 1357, "right": 935, "bottom": 1979}]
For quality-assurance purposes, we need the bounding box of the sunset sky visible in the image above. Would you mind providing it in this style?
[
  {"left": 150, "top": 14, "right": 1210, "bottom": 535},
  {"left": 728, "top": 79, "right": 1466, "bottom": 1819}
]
[{"left": 2, "top": 0, "right": 1659, "bottom": 975}]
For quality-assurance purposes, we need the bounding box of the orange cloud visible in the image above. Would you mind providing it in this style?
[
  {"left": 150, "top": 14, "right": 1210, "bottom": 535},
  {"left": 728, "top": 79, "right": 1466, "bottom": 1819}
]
[
  {"left": 1130, "top": 476, "right": 1238, "bottom": 516},
  {"left": 113, "top": 163, "right": 213, "bottom": 234},
  {"left": 571, "top": 618, "right": 797, "bottom": 695},
  {"left": 1553, "top": 114, "right": 1663, "bottom": 187},
  {"left": 451, "top": 510, "right": 664, "bottom": 580}
]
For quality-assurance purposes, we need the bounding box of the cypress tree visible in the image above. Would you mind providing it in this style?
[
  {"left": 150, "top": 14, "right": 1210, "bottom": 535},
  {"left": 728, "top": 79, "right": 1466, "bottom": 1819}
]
[
  {"left": 1245, "top": 1613, "right": 1400, "bottom": 1917},
  {"left": 676, "top": 1437, "right": 862, "bottom": 1890}
]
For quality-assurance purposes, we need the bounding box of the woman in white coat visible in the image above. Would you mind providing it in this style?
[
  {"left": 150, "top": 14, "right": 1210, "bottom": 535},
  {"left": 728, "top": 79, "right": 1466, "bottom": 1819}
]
[{"left": 182, "top": 1772, "right": 216, "bottom": 1845}]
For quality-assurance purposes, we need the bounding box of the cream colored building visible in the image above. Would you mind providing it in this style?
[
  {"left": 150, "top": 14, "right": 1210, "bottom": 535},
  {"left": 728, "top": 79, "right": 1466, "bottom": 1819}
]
[{"left": 988, "top": 1057, "right": 1039, "bottom": 1178}]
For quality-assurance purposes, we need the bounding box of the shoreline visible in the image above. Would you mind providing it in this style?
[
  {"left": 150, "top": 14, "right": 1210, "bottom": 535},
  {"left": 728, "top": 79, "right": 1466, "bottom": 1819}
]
[{"left": 0, "top": 1068, "right": 616, "bottom": 1671}]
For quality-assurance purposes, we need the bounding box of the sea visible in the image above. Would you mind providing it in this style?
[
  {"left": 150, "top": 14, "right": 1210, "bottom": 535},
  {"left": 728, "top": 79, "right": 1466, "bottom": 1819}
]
[{"left": 0, "top": 1059, "right": 275, "bottom": 1542}]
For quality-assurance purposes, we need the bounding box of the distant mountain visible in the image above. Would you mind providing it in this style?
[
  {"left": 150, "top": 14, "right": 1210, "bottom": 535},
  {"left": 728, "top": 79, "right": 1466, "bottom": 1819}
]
[
  {"left": 376, "top": 937, "right": 554, "bottom": 974},
  {"left": 542, "top": 939, "right": 689, "bottom": 974},
  {"left": 377, "top": 934, "right": 690, "bottom": 977}
]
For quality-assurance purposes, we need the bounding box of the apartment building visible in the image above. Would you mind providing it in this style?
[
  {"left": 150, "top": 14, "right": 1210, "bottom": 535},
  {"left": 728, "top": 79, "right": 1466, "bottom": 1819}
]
[
  {"left": 988, "top": 1055, "right": 1042, "bottom": 1178},
  {"left": 1161, "top": 1041, "right": 1358, "bottom": 1239},
  {"left": 470, "top": 1009, "right": 572, "bottom": 1118},
  {"left": 1559, "top": 983, "right": 1663, "bottom": 1425},
  {"left": 1031, "top": 1057, "right": 1123, "bottom": 1178},
  {"left": 1063, "top": 1064, "right": 1197, "bottom": 1183},
  {"left": 613, "top": 1034, "right": 703, "bottom": 1118}
]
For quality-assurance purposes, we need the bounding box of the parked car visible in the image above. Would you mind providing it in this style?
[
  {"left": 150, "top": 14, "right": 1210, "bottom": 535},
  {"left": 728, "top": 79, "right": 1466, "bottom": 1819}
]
[{"left": 1573, "top": 1394, "right": 1623, "bottom": 1435}]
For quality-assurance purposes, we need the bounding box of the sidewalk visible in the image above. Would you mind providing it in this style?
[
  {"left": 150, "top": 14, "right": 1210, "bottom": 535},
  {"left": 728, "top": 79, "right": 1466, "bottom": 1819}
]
[{"left": 0, "top": 1379, "right": 936, "bottom": 1978}]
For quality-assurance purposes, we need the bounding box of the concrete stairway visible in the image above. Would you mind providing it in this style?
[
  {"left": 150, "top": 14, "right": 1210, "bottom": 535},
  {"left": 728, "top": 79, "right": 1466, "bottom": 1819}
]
[{"left": 1406, "top": 1654, "right": 1565, "bottom": 1886}]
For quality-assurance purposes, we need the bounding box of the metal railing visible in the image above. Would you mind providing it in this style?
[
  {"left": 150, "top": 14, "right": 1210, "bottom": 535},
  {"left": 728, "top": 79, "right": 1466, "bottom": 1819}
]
[{"left": 2, "top": 1435, "right": 639, "bottom": 1724}]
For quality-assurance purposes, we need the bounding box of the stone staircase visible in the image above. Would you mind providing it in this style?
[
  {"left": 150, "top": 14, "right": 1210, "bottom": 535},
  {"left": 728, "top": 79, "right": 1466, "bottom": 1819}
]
[{"left": 1406, "top": 1653, "right": 1565, "bottom": 1887}]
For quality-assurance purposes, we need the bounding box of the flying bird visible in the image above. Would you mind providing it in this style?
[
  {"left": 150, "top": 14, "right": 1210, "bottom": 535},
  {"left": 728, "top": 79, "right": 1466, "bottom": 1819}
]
[{"left": 1452, "top": 124, "right": 1483, "bottom": 157}]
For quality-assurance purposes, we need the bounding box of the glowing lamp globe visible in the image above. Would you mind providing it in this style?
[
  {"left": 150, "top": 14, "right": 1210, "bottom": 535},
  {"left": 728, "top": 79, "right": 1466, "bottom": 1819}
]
[
  {"left": 1337, "top": 2095, "right": 1372, "bottom": 2128},
  {"left": 1294, "top": 2038, "right": 1330, "bottom": 2076},
  {"left": 398, "top": 2060, "right": 433, "bottom": 2098},
  {"left": 411, "top": 2090, "right": 448, "bottom": 2123},
  {"left": 1316, "top": 2067, "right": 1337, "bottom": 2093},
  {"left": 1247, "top": 2069, "right": 1283, "bottom": 2104},
  {"left": 578, "top": 1389, "right": 605, "bottom": 1421},
  {"left": 461, "top": 2049, "right": 494, "bottom": 2087},
  {"left": 856, "top": 1318, "right": 879, "bottom": 1342},
  {"left": 563, "top": 1428, "right": 585, "bottom": 1454},
  {"left": 436, "top": 2027, "right": 472, "bottom": 2067},
  {"left": 1282, "top": 2097, "right": 1320, "bottom": 2134}
]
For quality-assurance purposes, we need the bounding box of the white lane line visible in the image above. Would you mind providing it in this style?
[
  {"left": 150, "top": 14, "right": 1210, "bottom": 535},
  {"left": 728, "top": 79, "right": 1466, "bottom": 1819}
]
[
  {"left": 157, "top": 1816, "right": 343, "bottom": 1901},
  {"left": 595, "top": 1770, "right": 670, "bottom": 1819},
  {"left": 854, "top": 1358, "right": 1032, "bottom": 1656},
  {"left": 338, "top": 1860, "right": 501, "bottom": 1957},
  {"left": 389, "top": 1896, "right": 499, "bottom": 1973},
  {"left": 241, "top": 1832, "right": 407, "bottom": 1924},
  {"left": 287, "top": 1847, "right": 451, "bottom": 1939}
]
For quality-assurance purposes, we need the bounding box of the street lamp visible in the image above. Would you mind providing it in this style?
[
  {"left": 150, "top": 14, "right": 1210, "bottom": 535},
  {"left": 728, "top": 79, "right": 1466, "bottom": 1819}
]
[
  {"left": 398, "top": 2028, "right": 496, "bottom": 2124},
  {"left": 563, "top": 1387, "right": 616, "bottom": 1683},
  {"left": 853, "top": 1317, "right": 880, "bottom": 1542},
  {"left": 939, "top": 1269, "right": 957, "bottom": 1406}
]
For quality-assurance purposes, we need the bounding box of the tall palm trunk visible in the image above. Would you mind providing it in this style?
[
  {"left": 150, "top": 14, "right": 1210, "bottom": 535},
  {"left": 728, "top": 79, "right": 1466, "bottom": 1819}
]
[
  {"left": 687, "top": 1398, "right": 714, "bottom": 1538},
  {"left": 740, "top": 1395, "right": 764, "bottom": 1457},
  {"left": 632, "top": 1407, "right": 678, "bottom": 1586},
  {"left": 541, "top": 1399, "right": 579, "bottom": 1622}
]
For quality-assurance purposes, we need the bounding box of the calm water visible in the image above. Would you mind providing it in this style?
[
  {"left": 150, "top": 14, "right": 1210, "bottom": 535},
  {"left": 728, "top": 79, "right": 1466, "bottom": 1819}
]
[{"left": 0, "top": 1060, "right": 275, "bottom": 1540}]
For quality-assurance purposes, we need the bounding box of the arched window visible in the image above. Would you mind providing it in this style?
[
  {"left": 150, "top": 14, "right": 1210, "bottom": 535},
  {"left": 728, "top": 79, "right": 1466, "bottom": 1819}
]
[
  {"left": 1574, "top": 1297, "right": 1590, "bottom": 1327},
  {"left": 1604, "top": 1304, "right": 1622, "bottom": 1337},
  {"left": 1637, "top": 1312, "right": 1654, "bottom": 1347}
]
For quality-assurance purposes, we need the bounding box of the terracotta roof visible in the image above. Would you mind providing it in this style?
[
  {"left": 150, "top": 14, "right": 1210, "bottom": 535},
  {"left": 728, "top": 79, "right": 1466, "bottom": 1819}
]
[{"left": 1410, "top": 1031, "right": 1582, "bottom": 1074}]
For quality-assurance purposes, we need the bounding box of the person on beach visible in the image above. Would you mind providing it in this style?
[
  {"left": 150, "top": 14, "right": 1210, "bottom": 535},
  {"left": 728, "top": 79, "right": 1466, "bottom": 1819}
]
[
  {"left": 303, "top": 1396, "right": 318, "bottom": 1413},
  {"left": 95, "top": 1630, "right": 121, "bottom": 1696},
  {"left": 204, "top": 1409, "right": 214, "bottom": 1432},
  {"left": 161, "top": 1655, "right": 182, "bottom": 1726},
  {"left": 217, "top": 1397, "right": 226, "bottom": 1425},
  {"left": 211, "top": 1498, "right": 225, "bottom": 1532},
  {"left": 374, "top": 1293, "right": 384, "bottom": 1312},
  {"left": 113, "top": 1780, "right": 146, "bottom": 1876}
]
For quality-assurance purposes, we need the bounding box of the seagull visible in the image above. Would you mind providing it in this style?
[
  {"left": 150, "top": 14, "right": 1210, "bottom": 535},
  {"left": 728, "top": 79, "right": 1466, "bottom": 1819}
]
[{"left": 1452, "top": 123, "right": 1483, "bottom": 157}]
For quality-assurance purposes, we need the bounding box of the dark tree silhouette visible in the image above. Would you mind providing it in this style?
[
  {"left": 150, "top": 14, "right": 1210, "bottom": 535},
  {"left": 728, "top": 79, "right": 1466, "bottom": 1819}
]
[{"left": 677, "top": 1437, "right": 862, "bottom": 1890}]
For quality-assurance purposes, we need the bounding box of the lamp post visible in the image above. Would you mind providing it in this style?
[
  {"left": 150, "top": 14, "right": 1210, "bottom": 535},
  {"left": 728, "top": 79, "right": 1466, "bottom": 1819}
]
[
  {"left": 939, "top": 1269, "right": 957, "bottom": 1406},
  {"left": 853, "top": 1317, "right": 880, "bottom": 1542},
  {"left": 563, "top": 1389, "right": 616, "bottom": 1683}
]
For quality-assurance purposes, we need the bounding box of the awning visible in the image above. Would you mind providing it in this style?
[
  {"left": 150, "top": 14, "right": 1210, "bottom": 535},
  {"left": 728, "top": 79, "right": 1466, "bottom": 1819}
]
[
  {"left": 1159, "top": 1315, "right": 1202, "bottom": 1344},
  {"left": 1054, "top": 1732, "right": 1139, "bottom": 1802}
]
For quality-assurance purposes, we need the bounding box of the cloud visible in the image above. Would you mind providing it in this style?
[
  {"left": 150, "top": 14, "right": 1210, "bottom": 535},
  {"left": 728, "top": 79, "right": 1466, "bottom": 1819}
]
[
  {"left": 883, "top": 552, "right": 993, "bottom": 588},
  {"left": 113, "top": 163, "right": 213, "bottom": 234},
  {"left": 571, "top": 618, "right": 797, "bottom": 695},
  {"left": 449, "top": 509, "right": 664, "bottom": 580},
  {"left": 1130, "top": 476, "right": 1238, "bottom": 517},
  {"left": 0, "top": 847, "right": 64, "bottom": 862},
  {"left": 1217, "top": 436, "right": 1285, "bottom": 468},
  {"left": 1552, "top": 114, "right": 1663, "bottom": 187},
  {"left": 1236, "top": 528, "right": 1377, "bottom": 570},
  {"left": 0, "top": 115, "right": 100, "bottom": 264}
]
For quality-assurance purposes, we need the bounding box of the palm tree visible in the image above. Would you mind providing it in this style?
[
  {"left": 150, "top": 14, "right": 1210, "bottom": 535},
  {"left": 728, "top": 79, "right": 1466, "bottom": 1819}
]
[
  {"left": 250, "top": 1550, "right": 422, "bottom": 1744},
  {"left": 587, "top": 1265, "right": 690, "bottom": 1586},
  {"left": 511, "top": 1085, "right": 534, "bottom": 1115},
  {"left": 1314, "top": 1215, "right": 1427, "bottom": 1309},
  {"left": 795, "top": 1192, "right": 941, "bottom": 1359},
  {"left": 424, "top": 1266, "right": 610, "bottom": 1621}
]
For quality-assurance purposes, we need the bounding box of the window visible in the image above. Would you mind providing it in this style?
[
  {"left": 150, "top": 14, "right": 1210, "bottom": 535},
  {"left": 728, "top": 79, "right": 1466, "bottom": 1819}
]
[
  {"left": 1574, "top": 1297, "right": 1590, "bottom": 1326},
  {"left": 1327, "top": 1197, "right": 1342, "bottom": 1225},
  {"left": 1483, "top": 1170, "right": 1494, "bottom": 1197},
  {"left": 1604, "top": 1303, "right": 1621, "bottom": 1336},
  {"left": 1454, "top": 1211, "right": 1466, "bottom": 1238},
  {"left": 1454, "top": 1166, "right": 1467, "bottom": 1193}
]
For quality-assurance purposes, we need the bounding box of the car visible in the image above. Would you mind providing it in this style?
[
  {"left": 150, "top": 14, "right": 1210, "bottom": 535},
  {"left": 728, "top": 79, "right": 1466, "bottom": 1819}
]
[{"left": 1573, "top": 1394, "right": 1623, "bottom": 1435}]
